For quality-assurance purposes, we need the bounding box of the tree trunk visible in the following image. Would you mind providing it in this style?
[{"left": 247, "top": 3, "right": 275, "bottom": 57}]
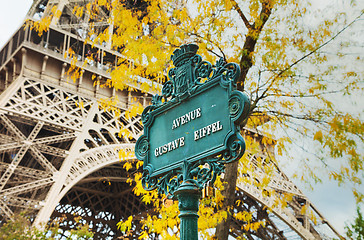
[
  {"left": 215, "top": 2, "right": 272, "bottom": 238},
  {"left": 215, "top": 160, "right": 239, "bottom": 239}
]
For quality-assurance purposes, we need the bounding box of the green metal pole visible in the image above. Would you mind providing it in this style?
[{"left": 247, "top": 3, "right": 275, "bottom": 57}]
[{"left": 175, "top": 182, "right": 200, "bottom": 240}]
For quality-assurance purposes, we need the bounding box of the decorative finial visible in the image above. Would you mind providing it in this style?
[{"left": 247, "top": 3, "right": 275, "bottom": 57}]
[{"left": 171, "top": 44, "right": 199, "bottom": 67}]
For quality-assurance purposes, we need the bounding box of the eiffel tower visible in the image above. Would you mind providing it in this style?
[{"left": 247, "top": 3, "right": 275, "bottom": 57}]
[{"left": 0, "top": 1, "right": 342, "bottom": 239}]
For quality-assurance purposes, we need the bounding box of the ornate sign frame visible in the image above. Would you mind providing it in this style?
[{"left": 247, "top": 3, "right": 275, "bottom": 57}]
[{"left": 135, "top": 44, "right": 250, "bottom": 197}]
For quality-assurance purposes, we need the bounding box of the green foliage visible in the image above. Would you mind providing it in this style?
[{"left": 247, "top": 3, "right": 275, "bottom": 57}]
[
  {"left": 0, "top": 214, "right": 31, "bottom": 240},
  {"left": 0, "top": 214, "right": 93, "bottom": 240},
  {"left": 346, "top": 206, "right": 364, "bottom": 240}
]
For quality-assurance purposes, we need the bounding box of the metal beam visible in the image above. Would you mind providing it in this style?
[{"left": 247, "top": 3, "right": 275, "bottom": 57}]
[
  {"left": 3, "top": 196, "right": 42, "bottom": 209},
  {"left": 0, "top": 142, "right": 22, "bottom": 153},
  {"left": 71, "top": 186, "right": 115, "bottom": 197},
  {"left": 0, "top": 114, "right": 26, "bottom": 140},
  {"left": 0, "top": 121, "right": 44, "bottom": 191},
  {"left": 0, "top": 199, "right": 14, "bottom": 221},
  {"left": 0, "top": 177, "right": 54, "bottom": 196},
  {"left": 28, "top": 146, "right": 57, "bottom": 173},
  {"left": 0, "top": 162, "right": 49, "bottom": 179},
  {"left": 33, "top": 132, "right": 76, "bottom": 145},
  {"left": 34, "top": 143, "right": 68, "bottom": 157}
]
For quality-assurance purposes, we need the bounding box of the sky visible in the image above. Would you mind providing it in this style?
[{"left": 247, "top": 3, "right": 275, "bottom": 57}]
[
  {"left": 0, "top": 0, "right": 362, "bottom": 238},
  {"left": 0, "top": 0, "right": 32, "bottom": 47}
]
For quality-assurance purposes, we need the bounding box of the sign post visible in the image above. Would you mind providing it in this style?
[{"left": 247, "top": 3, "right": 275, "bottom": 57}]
[{"left": 135, "top": 44, "right": 250, "bottom": 239}]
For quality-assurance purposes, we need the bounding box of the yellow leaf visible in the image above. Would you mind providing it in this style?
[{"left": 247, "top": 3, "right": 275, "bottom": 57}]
[{"left": 313, "top": 130, "right": 323, "bottom": 142}]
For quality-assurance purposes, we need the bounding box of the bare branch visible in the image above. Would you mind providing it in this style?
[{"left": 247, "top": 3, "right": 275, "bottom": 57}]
[
  {"left": 257, "top": 11, "right": 364, "bottom": 103},
  {"left": 267, "top": 110, "right": 326, "bottom": 123},
  {"left": 231, "top": 0, "right": 251, "bottom": 29},
  {"left": 188, "top": 32, "right": 226, "bottom": 59},
  {"left": 251, "top": 12, "right": 364, "bottom": 115},
  {"left": 276, "top": 12, "right": 364, "bottom": 79},
  {"left": 273, "top": 89, "right": 345, "bottom": 98}
]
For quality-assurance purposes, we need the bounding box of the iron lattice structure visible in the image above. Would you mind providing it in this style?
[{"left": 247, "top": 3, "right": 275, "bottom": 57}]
[{"left": 0, "top": 1, "right": 341, "bottom": 239}]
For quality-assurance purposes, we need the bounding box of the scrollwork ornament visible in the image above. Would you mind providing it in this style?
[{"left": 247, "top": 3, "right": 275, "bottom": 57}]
[
  {"left": 141, "top": 106, "right": 152, "bottom": 125},
  {"left": 168, "top": 67, "right": 176, "bottom": 80},
  {"left": 135, "top": 135, "right": 149, "bottom": 160},
  {"left": 162, "top": 80, "right": 174, "bottom": 98},
  {"left": 216, "top": 57, "right": 227, "bottom": 68},
  {"left": 142, "top": 167, "right": 157, "bottom": 191},
  {"left": 218, "top": 62, "right": 240, "bottom": 87},
  {"left": 147, "top": 46, "right": 244, "bottom": 108},
  {"left": 228, "top": 91, "right": 251, "bottom": 123},
  {"left": 191, "top": 54, "right": 202, "bottom": 67},
  {"left": 223, "top": 133, "right": 246, "bottom": 164},
  {"left": 196, "top": 159, "right": 225, "bottom": 186},
  {"left": 141, "top": 157, "right": 227, "bottom": 198},
  {"left": 151, "top": 94, "right": 163, "bottom": 107},
  {"left": 224, "top": 63, "right": 240, "bottom": 84},
  {"left": 195, "top": 61, "right": 212, "bottom": 82},
  {"left": 229, "top": 96, "right": 241, "bottom": 118},
  {"left": 166, "top": 176, "right": 180, "bottom": 196}
]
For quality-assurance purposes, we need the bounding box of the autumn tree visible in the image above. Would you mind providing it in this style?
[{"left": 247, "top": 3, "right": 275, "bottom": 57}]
[{"left": 32, "top": 0, "right": 364, "bottom": 238}]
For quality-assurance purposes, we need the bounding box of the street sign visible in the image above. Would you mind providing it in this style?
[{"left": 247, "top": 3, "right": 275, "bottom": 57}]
[
  {"left": 135, "top": 44, "right": 250, "bottom": 189},
  {"left": 134, "top": 44, "right": 250, "bottom": 240}
]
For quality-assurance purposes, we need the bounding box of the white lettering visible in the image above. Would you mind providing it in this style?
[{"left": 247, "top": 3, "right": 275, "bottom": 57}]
[
  {"left": 172, "top": 118, "right": 181, "bottom": 130},
  {"left": 196, "top": 108, "right": 201, "bottom": 118},
  {"left": 207, "top": 125, "right": 212, "bottom": 135},
  {"left": 212, "top": 122, "right": 217, "bottom": 132},
  {"left": 155, "top": 148, "right": 159, "bottom": 157},
  {"left": 172, "top": 121, "right": 178, "bottom": 130},
  {"left": 172, "top": 108, "right": 202, "bottom": 130},
  {"left": 217, "top": 121, "right": 223, "bottom": 131},
  {"left": 181, "top": 115, "right": 186, "bottom": 125},
  {"left": 186, "top": 112, "right": 191, "bottom": 122},
  {"left": 180, "top": 137, "right": 185, "bottom": 147},
  {"left": 155, "top": 137, "right": 186, "bottom": 157},
  {"left": 194, "top": 131, "right": 199, "bottom": 141},
  {"left": 171, "top": 140, "right": 176, "bottom": 150},
  {"left": 162, "top": 145, "right": 168, "bottom": 154},
  {"left": 168, "top": 142, "right": 173, "bottom": 151},
  {"left": 191, "top": 110, "right": 196, "bottom": 120},
  {"left": 202, "top": 127, "right": 207, "bottom": 137},
  {"left": 194, "top": 121, "right": 223, "bottom": 141}
]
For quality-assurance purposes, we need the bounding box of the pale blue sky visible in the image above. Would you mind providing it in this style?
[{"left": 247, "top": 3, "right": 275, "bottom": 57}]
[
  {"left": 0, "top": 0, "right": 33, "bottom": 47},
  {"left": 0, "top": 0, "right": 361, "bottom": 237}
]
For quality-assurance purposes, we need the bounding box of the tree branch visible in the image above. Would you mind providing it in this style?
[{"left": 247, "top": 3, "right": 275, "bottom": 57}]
[
  {"left": 188, "top": 32, "right": 226, "bottom": 59},
  {"left": 231, "top": 0, "right": 251, "bottom": 29},
  {"left": 239, "top": 0, "right": 273, "bottom": 87},
  {"left": 257, "top": 11, "right": 364, "bottom": 105},
  {"left": 266, "top": 110, "right": 326, "bottom": 123},
  {"left": 275, "top": 11, "right": 364, "bottom": 79}
]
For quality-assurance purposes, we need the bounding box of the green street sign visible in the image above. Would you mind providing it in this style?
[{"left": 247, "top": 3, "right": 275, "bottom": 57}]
[
  {"left": 135, "top": 44, "right": 250, "bottom": 187},
  {"left": 135, "top": 44, "right": 250, "bottom": 240}
]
